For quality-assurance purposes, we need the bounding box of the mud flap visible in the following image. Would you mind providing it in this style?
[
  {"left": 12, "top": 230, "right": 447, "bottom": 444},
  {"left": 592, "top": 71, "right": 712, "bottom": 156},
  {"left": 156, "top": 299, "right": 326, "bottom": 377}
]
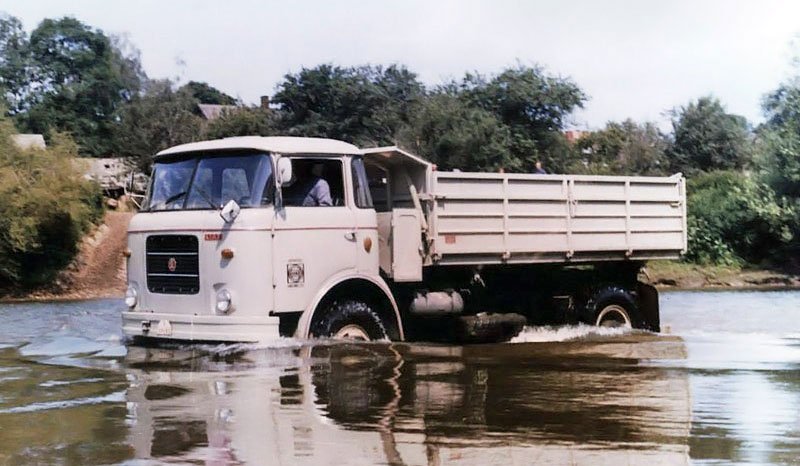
[{"left": 637, "top": 282, "right": 660, "bottom": 332}]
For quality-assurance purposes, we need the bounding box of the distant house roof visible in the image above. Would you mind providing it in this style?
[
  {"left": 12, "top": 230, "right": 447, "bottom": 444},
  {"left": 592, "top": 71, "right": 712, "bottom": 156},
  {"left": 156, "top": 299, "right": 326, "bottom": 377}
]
[
  {"left": 564, "top": 130, "right": 590, "bottom": 143},
  {"left": 11, "top": 134, "right": 46, "bottom": 150},
  {"left": 197, "top": 104, "right": 238, "bottom": 120}
]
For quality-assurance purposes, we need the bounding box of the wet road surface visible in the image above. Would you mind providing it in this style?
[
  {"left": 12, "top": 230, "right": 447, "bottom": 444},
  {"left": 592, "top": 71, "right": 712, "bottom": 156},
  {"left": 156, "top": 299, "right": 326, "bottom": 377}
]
[{"left": 0, "top": 290, "right": 798, "bottom": 465}]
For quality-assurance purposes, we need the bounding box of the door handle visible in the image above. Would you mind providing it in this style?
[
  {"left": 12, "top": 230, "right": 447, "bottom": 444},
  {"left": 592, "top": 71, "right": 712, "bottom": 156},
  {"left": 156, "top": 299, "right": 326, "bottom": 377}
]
[{"left": 344, "top": 231, "right": 356, "bottom": 241}]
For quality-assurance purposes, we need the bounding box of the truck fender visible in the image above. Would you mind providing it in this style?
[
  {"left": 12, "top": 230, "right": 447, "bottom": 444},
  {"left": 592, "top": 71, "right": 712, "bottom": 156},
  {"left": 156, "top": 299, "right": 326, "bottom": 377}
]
[{"left": 297, "top": 271, "right": 404, "bottom": 341}]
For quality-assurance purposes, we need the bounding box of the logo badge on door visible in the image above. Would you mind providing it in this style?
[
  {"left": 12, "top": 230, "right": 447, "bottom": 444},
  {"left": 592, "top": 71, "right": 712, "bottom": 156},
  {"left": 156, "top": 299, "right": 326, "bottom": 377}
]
[
  {"left": 167, "top": 257, "right": 177, "bottom": 272},
  {"left": 287, "top": 261, "right": 304, "bottom": 287}
]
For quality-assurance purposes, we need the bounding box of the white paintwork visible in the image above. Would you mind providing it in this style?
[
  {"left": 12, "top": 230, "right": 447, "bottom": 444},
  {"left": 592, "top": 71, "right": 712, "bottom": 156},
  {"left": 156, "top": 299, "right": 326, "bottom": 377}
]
[
  {"left": 124, "top": 139, "right": 400, "bottom": 343},
  {"left": 156, "top": 136, "right": 361, "bottom": 158},
  {"left": 363, "top": 147, "right": 686, "bottom": 279},
  {"left": 124, "top": 137, "right": 685, "bottom": 343}
]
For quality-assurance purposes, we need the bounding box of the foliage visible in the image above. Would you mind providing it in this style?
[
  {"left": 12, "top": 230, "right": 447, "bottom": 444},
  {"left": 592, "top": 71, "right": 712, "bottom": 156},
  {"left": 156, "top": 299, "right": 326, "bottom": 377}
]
[
  {"left": 0, "top": 115, "right": 103, "bottom": 286},
  {"left": 572, "top": 119, "right": 668, "bottom": 175},
  {"left": 205, "top": 106, "right": 279, "bottom": 139},
  {"left": 452, "top": 65, "right": 586, "bottom": 172},
  {"left": 668, "top": 96, "right": 752, "bottom": 174},
  {"left": 685, "top": 171, "right": 794, "bottom": 265},
  {"left": 113, "top": 80, "right": 204, "bottom": 170},
  {"left": 397, "top": 92, "right": 515, "bottom": 171},
  {"left": 181, "top": 80, "right": 237, "bottom": 105},
  {"left": 273, "top": 64, "right": 424, "bottom": 146},
  {"left": 0, "top": 14, "right": 30, "bottom": 113},
  {"left": 7, "top": 16, "right": 146, "bottom": 156}
]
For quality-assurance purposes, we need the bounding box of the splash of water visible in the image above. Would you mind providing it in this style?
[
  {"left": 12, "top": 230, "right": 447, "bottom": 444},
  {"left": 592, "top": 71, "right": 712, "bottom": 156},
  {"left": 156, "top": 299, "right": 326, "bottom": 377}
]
[{"left": 510, "top": 324, "right": 632, "bottom": 343}]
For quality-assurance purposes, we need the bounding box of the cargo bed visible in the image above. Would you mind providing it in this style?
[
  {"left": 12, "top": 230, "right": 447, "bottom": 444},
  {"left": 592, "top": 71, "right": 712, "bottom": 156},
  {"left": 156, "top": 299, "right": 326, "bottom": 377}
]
[{"left": 363, "top": 147, "right": 687, "bottom": 281}]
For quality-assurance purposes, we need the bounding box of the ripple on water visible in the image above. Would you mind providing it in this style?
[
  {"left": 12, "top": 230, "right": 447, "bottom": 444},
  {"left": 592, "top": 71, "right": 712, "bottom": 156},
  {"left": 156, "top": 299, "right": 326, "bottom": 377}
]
[
  {"left": 20, "top": 336, "right": 110, "bottom": 357},
  {"left": 0, "top": 390, "right": 126, "bottom": 414}
]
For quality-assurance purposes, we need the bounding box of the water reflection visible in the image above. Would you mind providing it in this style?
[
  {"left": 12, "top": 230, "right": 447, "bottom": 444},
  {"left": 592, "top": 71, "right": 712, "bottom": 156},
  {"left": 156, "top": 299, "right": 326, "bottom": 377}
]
[
  {"left": 123, "top": 335, "right": 691, "bottom": 465},
  {"left": 2, "top": 291, "right": 800, "bottom": 464}
]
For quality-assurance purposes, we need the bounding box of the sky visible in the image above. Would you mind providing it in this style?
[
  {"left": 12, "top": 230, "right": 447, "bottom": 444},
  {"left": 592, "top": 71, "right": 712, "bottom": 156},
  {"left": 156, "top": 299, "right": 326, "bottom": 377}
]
[{"left": 2, "top": 0, "right": 799, "bottom": 131}]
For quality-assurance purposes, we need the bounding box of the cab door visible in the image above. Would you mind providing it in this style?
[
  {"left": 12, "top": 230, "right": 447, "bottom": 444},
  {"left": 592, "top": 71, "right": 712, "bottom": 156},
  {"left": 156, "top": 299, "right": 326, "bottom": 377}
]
[
  {"left": 272, "top": 157, "right": 357, "bottom": 313},
  {"left": 350, "top": 156, "right": 380, "bottom": 274}
]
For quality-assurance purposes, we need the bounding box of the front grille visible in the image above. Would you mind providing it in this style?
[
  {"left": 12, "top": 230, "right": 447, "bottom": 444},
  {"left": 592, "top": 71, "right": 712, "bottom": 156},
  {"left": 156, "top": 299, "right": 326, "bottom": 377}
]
[{"left": 146, "top": 235, "right": 199, "bottom": 294}]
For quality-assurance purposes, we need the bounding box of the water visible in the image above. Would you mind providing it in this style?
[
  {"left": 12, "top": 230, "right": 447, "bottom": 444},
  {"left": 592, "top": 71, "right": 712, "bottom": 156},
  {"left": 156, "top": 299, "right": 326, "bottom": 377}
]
[{"left": 0, "top": 291, "right": 798, "bottom": 465}]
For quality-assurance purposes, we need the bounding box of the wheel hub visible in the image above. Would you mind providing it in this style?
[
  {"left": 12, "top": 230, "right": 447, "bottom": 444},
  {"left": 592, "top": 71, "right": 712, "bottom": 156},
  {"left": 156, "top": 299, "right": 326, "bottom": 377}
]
[
  {"left": 333, "top": 324, "right": 371, "bottom": 341},
  {"left": 596, "top": 304, "right": 632, "bottom": 328}
]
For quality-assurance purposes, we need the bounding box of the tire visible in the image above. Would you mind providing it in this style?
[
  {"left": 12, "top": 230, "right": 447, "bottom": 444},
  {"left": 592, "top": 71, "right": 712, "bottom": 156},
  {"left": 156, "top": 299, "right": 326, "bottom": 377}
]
[
  {"left": 585, "top": 286, "right": 642, "bottom": 329},
  {"left": 311, "top": 300, "right": 388, "bottom": 341},
  {"left": 456, "top": 313, "right": 527, "bottom": 344}
]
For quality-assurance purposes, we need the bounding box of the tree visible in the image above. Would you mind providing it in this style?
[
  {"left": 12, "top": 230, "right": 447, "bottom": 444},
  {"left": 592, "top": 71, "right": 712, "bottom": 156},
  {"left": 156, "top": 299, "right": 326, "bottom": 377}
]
[
  {"left": 461, "top": 64, "right": 586, "bottom": 170},
  {"left": 113, "top": 80, "right": 203, "bottom": 170},
  {"left": 759, "top": 78, "right": 800, "bottom": 199},
  {"left": 757, "top": 75, "right": 800, "bottom": 264},
  {"left": 0, "top": 14, "right": 30, "bottom": 113},
  {"left": 272, "top": 64, "right": 424, "bottom": 146},
  {"left": 398, "top": 91, "right": 515, "bottom": 171},
  {"left": 181, "top": 80, "right": 237, "bottom": 105},
  {"left": 12, "top": 17, "right": 146, "bottom": 156},
  {"left": 668, "top": 96, "right": 752, "bottom": 174},
  {"left": 574, "top": 120, "right": 668, "bottom": 175},
  {"left": 205, "top": 106, "right": 278, "bottom": 139}
]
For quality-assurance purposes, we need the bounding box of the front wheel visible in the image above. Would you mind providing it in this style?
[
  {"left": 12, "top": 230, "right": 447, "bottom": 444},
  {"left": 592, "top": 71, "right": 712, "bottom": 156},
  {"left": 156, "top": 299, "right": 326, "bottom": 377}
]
[
  {"left": 311, "top": 300, "right": 388, "bottom": 341},
  {"left": 585, "top": 287, "right": 642, "bottom": 329}
]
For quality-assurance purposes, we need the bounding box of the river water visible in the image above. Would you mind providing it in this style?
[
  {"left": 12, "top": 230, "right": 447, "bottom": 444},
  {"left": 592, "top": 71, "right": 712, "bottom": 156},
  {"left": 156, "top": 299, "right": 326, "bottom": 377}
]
[{"left": 0, "top": 290, "right": 798, "bottom": 465}]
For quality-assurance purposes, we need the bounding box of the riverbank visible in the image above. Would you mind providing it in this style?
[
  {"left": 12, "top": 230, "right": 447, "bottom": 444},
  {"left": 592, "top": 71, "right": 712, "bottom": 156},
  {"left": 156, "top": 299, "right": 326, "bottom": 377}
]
[
  {"left": 646, "top": 260, "right": 800, "bottom": 290},
  {"left": 0, "top": 211, "right": 132, "bottom": 303},
  {"left": 2, "top": 215, "right": 798, "bottom": 303}
]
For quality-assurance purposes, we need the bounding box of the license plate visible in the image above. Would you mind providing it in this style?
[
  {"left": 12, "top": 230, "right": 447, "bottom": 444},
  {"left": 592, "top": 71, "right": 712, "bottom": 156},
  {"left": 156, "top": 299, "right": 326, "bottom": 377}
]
[{"left": 155, "top": 319, "right": 173, "bottom": 336}]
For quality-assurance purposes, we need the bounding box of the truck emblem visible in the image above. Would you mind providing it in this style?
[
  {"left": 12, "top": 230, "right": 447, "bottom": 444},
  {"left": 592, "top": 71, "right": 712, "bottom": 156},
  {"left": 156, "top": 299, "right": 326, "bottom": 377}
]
[{"left": 167, "top": 257, "right": 177, "bottom": 272}]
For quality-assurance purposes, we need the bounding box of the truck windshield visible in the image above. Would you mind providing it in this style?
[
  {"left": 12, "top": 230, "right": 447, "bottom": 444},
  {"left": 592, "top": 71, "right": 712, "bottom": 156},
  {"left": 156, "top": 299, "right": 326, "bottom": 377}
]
[{"left": 145, "top": 152, "right": 273, "bottom": 211}]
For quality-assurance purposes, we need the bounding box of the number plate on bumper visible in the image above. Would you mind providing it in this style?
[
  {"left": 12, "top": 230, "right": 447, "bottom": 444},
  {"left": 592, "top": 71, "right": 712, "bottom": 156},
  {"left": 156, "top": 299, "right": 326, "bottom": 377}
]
[{"left": 155, "top": 319, "right": 173, "bottom": 336}]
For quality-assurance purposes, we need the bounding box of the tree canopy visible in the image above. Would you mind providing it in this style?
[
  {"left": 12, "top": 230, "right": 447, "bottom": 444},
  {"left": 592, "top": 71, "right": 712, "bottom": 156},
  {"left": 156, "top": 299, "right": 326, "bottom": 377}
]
[
  {"left": 272, "top": 64, "right": 424, "bottom": 146},
  {"left": 182, "top": 80, "right": 237, "bottom": 105},
  {"left": 668, "top": 96, "right": 752, "bottom": 174},
  {"left": 1, "top": 16, "right": 146, "bottom": 156},
  {"left": 574, "top": 119, "right": 668, "bottom": 175}
]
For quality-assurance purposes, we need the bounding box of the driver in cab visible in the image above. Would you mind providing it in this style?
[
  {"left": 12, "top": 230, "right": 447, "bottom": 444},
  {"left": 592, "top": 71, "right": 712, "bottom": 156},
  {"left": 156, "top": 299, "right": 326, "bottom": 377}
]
[{"left": 283, "top": 162, "right": 332, "bottom": 207}]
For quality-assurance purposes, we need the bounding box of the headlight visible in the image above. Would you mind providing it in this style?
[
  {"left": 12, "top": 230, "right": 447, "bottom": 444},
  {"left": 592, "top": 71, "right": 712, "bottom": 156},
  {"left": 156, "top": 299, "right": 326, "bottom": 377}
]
[
  {"left": 125, "top": 285, "right": 138, "bottom": 309},
  {"left": 216, "top": 289, "right": 232, "bottom": 314}
]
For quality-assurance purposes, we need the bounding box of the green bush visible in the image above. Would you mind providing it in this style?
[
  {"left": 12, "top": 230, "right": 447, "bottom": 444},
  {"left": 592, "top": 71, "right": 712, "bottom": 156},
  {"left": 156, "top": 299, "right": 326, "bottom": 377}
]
[
  {"left": 0, "top": 118, "right": 103, "bottom": 287},
  {"left": 685, "top": 171, "right": 794, "bottom": 266}
]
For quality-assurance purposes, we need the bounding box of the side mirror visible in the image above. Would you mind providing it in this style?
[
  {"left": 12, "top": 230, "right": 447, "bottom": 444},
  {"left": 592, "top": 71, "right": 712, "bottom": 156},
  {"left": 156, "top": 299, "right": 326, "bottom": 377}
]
[
  {"left": 276, "top": 157, "right": 293, "bottom": 187},
  {"left": 220, "top": 199, "right": 241, "bottom": 223}
]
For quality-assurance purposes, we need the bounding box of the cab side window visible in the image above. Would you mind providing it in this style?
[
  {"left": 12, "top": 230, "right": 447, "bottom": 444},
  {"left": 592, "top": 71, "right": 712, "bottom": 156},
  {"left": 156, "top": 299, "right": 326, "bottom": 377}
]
[
  {"left": 283, "top": 159, "right": 344, "bottom": 207},
  {"left": 351, "top": 156, "right": 373, "bottom": 209}
]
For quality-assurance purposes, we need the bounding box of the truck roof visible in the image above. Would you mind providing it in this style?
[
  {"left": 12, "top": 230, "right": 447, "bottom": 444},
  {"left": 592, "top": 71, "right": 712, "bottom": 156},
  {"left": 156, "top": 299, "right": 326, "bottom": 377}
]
[{"left": 155, "top": 136, "right": 362, "bottom": 159}]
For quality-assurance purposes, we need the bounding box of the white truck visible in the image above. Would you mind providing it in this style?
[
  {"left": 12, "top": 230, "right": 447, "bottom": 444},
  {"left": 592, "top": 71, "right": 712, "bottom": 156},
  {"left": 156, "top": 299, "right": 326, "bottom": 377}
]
[{"left": 122, "top": 136, "right": 686, "bottom": 344}]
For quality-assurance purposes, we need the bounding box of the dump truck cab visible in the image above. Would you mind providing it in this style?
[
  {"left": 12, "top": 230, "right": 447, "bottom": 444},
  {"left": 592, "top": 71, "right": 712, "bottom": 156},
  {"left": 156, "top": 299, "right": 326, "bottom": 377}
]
[{"left": 122, "top": 136, "right": 402, "bottom": 342}]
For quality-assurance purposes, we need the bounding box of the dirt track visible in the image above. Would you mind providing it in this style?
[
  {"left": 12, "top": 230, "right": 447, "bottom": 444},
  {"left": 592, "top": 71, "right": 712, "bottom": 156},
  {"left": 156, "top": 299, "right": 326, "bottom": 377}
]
[{"left": 65, "top": 211, "right": 132, "bottom": 298}]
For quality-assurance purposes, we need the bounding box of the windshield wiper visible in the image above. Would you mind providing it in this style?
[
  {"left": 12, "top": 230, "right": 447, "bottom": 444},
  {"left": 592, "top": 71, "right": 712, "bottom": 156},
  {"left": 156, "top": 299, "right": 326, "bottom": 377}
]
[
  {"left": 154, "top": 190, "right": 188, "bottom": 209},
  {"left": 191, "top": 185, "right": 219, "bottom": 210}
]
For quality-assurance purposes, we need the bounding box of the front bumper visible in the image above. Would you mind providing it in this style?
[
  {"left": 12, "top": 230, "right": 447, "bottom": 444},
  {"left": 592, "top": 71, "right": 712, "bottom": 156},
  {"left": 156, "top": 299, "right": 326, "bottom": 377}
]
[{"left": 122, "top": 311, "right": 280, "bottom": 343}]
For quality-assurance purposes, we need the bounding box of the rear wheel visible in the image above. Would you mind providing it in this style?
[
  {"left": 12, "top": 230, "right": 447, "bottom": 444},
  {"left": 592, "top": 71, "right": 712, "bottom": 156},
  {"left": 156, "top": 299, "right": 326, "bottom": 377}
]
[
  {"left": 312, "top": 300, "right": 388, "bottom": 341},
  {"left": 585, "top": 287, "right": 641, "bottom": 329}
]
